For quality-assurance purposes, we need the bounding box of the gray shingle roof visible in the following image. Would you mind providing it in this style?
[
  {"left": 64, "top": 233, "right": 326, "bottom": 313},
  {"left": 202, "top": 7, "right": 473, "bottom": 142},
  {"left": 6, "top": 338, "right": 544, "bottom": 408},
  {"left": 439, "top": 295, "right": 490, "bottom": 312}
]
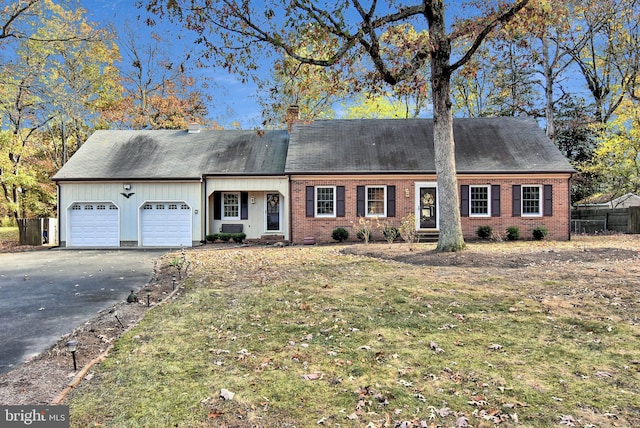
[
  {"left": 53, "top": 118, "right": 574, "bottom": 181},
  {"left": 285, "top": 117, "right": 575, "bottom": 174},
  {"left": 52, "top": 129, "right": 289, "bottom": 180}
]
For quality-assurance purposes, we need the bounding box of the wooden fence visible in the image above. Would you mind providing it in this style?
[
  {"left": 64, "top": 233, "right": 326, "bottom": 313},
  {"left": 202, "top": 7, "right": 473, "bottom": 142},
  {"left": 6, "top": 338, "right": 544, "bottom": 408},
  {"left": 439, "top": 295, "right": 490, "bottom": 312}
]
[
  {"left": 17, "top": 218, "right": 57, "bottom": 246},
  {"left": 571, "top": 207, "right": 640, "bottom": 234}
]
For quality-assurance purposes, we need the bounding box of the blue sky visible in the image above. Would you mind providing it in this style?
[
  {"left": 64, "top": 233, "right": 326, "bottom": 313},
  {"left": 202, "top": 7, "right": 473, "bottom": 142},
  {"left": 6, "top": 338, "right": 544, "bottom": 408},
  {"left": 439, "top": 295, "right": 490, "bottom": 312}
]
[{"left": 80, "top": 0, "right": 266, "bottom": 129}]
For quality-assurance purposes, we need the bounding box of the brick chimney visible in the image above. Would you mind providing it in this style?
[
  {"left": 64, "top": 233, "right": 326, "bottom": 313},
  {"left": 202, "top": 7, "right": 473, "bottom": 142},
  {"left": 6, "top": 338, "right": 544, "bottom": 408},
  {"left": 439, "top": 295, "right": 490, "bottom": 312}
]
[{"left": 285, "top": 105, "right": 300, "bottom": 130}]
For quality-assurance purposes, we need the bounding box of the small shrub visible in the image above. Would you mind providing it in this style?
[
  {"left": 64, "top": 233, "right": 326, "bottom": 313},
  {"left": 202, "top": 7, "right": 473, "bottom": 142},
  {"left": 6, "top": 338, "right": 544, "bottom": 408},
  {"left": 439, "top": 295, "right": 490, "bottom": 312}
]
[
  {"left": 476, "top": 225, "right": 493, "bottom": 239},
  {"left": 206, "top": 234, "right": 218, "bottom": 243},
  {"left": 376, "top": 219, "right": 399, "bottom": 244},
  {"left": 216, "top": 232, "right": 246, "bottom": 243},
  {"left": 352, "top": 217, "right": 373, "bottom": 244},
  {"left": 357, "top": 229, "right": 372, "bottom": 243},
  {"left": 399, "top": 213, "right": 417, "bottom": 244},
  {"left": 332, "top": 227, "right": 349, "bottom": 242},
  {"left": 506, "top": 226, "right": 520, "bottom": 241},
  {"left": 382, "top": 227, "right": 399, "bottom": 243},
  {"left": 532, "top": 226, "right": 548, "bottom": 240}
]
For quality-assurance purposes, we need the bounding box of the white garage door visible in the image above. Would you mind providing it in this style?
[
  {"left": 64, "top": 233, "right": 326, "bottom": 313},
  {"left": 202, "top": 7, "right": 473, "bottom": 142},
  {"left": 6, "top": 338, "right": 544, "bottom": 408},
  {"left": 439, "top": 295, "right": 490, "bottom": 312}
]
[
  {"left": 141, "top": 202, "right": 192, "bottom": 247},
  {"left": 69, "top": 203, "right": 119, "bottom": 247}
]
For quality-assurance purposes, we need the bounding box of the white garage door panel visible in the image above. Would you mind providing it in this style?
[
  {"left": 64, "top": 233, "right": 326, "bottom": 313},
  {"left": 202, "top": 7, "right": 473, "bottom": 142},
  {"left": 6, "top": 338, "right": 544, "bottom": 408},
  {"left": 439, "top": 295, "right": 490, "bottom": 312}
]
[
  {"left": 69, "top": 203, "right": 119, "bottom": 247},
  {"left": 141, "top": 203, "right": 192, "bottom": 247}
]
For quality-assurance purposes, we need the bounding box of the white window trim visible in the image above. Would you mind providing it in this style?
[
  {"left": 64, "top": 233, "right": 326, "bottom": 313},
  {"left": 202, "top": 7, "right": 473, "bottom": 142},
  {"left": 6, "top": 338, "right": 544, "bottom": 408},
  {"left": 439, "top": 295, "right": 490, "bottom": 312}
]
[
  {"left": 521, "top": 185, "right": 543, "bottom": 217},
  {"left": 222, "top": 192, "right": 241, "bottom": 220},
  {"left": 315, "top": 186, "right": 336, "bottom": 217},
  {"left": 469, "top": 185, "right": 491, "bottom": 218},
  {"left": 365, "top": 185, "right": 387, "bottom": 218}
]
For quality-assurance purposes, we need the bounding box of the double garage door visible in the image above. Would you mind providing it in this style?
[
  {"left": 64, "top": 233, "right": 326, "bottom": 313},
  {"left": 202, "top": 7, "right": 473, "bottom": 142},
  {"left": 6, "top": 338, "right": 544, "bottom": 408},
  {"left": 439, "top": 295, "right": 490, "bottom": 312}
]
[{"left": 68, "top": 202, "right": 192, "bottom": 247}]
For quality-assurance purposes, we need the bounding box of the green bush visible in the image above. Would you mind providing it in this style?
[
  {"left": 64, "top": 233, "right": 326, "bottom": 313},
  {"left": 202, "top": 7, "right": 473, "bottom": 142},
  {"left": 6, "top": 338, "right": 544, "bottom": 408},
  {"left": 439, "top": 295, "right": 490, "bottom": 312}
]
[
  {"left": 506, "top": 226, "right": 520, "bottom": 241},
  {"left": 331, "top": 227, "right": 349, "bottom": 242},
  {"left": 382, "top": 226, "right": 399, "bottom": 244},
  {"left": 532, "top": 226, "right": 548, "bottom": 240},
  {"left": 476, "top": 225, "right": 493, "bottom": 239},
  {"left": 213, "top": 232, "right": 246, "bottom": 243},
  {"left": 206, "top": 234, "right": 217, "bottom": 242}
]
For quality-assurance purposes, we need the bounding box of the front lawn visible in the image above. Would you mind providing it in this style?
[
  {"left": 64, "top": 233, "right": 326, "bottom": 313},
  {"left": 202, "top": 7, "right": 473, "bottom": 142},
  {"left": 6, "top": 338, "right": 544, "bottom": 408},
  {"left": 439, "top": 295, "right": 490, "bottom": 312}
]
[
  {"left": 0, "top": 226, "right": 18, "bottom": 248},
  {"left": 67, "top": 237, "right": 640, "bottom": 427}
]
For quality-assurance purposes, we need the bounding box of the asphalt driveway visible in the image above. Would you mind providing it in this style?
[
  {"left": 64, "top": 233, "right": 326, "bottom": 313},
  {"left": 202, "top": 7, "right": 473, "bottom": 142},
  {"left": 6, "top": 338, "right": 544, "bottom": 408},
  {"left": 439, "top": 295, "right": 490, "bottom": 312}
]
[{"left": 0, "top": 249, "right": 166, "bottom": 375}]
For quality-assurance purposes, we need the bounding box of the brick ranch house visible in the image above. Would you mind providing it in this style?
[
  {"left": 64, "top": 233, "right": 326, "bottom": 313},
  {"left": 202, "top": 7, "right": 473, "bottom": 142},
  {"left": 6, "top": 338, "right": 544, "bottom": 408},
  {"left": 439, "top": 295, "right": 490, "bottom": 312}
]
[{"left": 52, "top": 117, "right": 574, "bottom": 247}]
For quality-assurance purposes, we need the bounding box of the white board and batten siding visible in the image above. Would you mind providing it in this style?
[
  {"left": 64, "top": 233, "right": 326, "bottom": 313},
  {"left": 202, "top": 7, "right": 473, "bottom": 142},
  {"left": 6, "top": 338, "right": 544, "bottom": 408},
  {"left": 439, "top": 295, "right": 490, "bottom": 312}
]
[{"left": 59, "top": 181, "right": 202, "bottom": 247}]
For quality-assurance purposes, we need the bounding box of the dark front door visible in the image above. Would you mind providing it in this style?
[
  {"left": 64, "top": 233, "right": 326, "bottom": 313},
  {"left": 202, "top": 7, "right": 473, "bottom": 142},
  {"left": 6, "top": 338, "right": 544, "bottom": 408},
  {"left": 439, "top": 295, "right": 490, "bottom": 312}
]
[
  {"left": 266, "top": 193, "right": 280, "bottom": 231},
  {"left": 419, "top": 187, "right": 437, "bottom": 229}
]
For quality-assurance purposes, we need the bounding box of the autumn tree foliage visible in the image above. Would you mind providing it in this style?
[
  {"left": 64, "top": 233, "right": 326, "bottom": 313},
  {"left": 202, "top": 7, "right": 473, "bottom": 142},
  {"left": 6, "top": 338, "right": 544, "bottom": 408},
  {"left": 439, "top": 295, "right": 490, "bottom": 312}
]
[
  {"left": 142, "top": 0, "right": 532, "bottom": 251},
  {"left": 584, "top": 99, "right": 640, "bottom": 196},
  {"left": 0, "top": 0, "right": 118, "bottom": 220},
  {"left": 99, "top": 30, "right": 211, "bottom": 130}
]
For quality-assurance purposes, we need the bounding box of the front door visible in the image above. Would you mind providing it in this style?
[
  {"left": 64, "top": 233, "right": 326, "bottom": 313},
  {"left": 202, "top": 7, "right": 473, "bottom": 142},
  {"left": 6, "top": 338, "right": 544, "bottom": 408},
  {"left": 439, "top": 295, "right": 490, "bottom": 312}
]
[
  {"left": 266, "top": 193, "right": 280, "bottom": 231},
  {"left": 418, "top": 186, "right": 437, "bottom": 229}
]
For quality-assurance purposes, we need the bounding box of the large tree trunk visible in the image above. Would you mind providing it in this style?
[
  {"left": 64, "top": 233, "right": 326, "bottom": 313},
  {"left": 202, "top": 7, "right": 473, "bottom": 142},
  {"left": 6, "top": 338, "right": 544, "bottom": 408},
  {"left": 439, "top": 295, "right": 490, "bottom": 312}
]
[
  {"left": 430, "top": 6, "right": 465, "bottom": 252},
  {"left": 542, "top": 35, "right": 555, "bottom": 142}
]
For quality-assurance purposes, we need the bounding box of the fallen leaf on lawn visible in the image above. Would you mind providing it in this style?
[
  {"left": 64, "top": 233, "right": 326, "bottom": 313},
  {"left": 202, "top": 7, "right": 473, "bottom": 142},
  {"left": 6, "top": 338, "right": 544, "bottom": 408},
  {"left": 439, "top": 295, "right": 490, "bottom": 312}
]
[
  {"left": 346, "top": 412, "right": 359, "bottom": 420},
  {"left": 302, "top": 373, "right": 323, "bottom": 380},
  {"left": 208, "top": 411, "right": 224, "bottom": 419},
  {"left": 456, "top": 415, "right": 469, "bottom": 427},
  {"left": 489, "top": 344, "right": 503, "bottom": 351},
  {"left": 559, "top": 414, "right": 576, "bottom": 426},
  {"left": 220, "top": 389, "right": 235, "bottom": 401}
]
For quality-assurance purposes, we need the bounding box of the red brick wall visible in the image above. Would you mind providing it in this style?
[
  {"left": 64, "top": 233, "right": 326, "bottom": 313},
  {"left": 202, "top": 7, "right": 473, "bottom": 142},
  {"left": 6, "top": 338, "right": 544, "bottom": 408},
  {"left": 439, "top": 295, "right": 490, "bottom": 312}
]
[{"left": 291, "top": 175, "right": 571, "bottom": 244}]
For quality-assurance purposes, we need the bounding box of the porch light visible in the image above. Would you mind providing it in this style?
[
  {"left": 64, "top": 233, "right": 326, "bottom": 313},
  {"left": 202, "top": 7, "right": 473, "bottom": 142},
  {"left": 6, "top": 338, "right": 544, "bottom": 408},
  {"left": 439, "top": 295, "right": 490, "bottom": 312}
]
[{"left": 65, "top": 340, "right": 78, "bottom": 371}]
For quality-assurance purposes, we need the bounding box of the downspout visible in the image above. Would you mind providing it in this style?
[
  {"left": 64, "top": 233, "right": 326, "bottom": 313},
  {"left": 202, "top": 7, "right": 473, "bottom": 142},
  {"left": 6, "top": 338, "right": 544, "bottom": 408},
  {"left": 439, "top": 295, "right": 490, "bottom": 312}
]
[
  {"left": 203, "top": 175, "right": 207, "bottom": 242},
  {"left": 568, "top": 173, "right": 573, "bottom": 241},
  {"left": 56, "top": 182, "right": 61, "bottom": 247},
  {"left": 288, "top": 175, "right": 293, "bottom": 244}
]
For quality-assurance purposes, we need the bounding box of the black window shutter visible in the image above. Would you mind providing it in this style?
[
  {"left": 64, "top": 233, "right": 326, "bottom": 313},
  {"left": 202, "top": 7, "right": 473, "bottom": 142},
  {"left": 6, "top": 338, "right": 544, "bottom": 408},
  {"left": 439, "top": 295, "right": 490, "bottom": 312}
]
[
  {"left": 356, "top": 186, "right": 365, "bottom": 217},
  {"left": 337, "top": 186, "right": 345, "bottom": 217},
  {"left": 460, "top": 185, "right": 469, "bottom": 217},
  {"left": 491, "top": 185, "right": 501, "bottom": 217},
  {"left": 387, "top": 186, "right": 396, "bottom": 217},
  {"left": 213, "top": 192, "right": 221, "bottom": 220},
  {"left": 306, "top": 186, "right": 314, "bottom": 217},
  {"left": 543, "top": 184, "right": 553, "bottom": 216},
  {"left": 512, "top": 185, "right": 521, "bottom": 217},
  {"left": 241, "top": 192, "right": 248, "bottom": 220}
]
